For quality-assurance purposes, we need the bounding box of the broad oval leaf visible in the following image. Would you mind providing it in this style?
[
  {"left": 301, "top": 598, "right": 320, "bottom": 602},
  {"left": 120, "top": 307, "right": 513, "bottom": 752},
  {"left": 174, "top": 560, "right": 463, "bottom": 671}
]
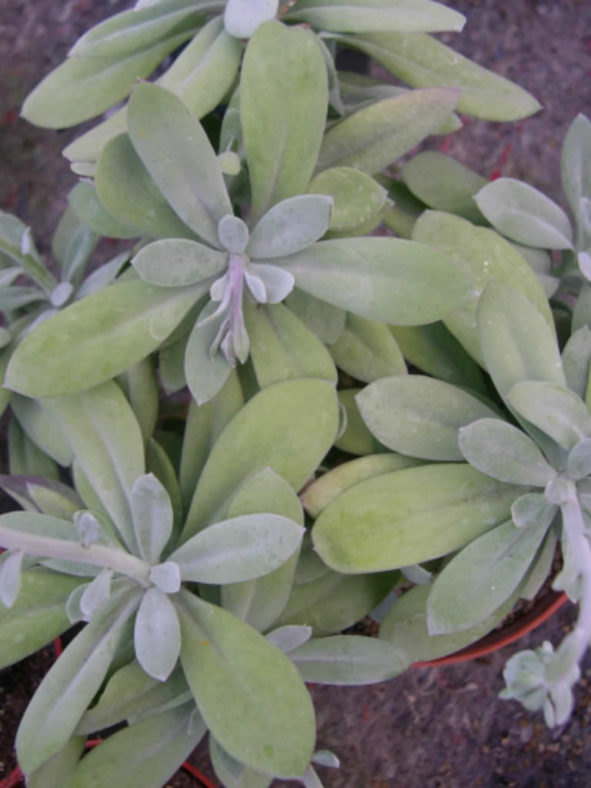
[
  {"left": 241, "top": 21, "right": 328, "bottom": 222},
  {"left": 347, "top": 31, "right": 541, "bottom": 121},
  {"left": 169, "top": 513, "right": 304, "bottom": 584},
  {"left": 247, "top": 195, "right": 333, "bottom": 259},
  {"left": 316, "top": 88, "right": 459, "bottom": 175},
  {"left": 176, "top": 590, "right": 315, "bottom": 777},
  {"left": 328, "top": 314, "right": 406, "bottom": 383},
  {"left": 286, "top": 0, "right": 465, "bottom": 33},
  {"left": 244, "top": 301, "right": 337, "bottom": 388},
  {"left": 68, "top": 181, "right": 138, "bottom": 239},
  {"left": 224, "top": 0, "right": 279, "bottom": 38},
  {"left": 458, "top": 418, "right": 556, "bottom": 486},
  {"left": 133, "top": 239, "right": 227, "bottom": 287},
  {"left": 308, "top": 167, "right": 388, "bottom": 236},
  {"left": 0, "top": 570, "right": 81, "bottom": 669},
  {"left": 71, "top": 702, "right": 201, "bottom": 788},
  {"left": 16, "top": 589, "right": 140, "bottom": 774},
  {"left": 289, "top": 635, "right": 408, "bottom": 685},
  {"left": 184, "top": 302, "right": 233, "bottom": 406},
  {"left": 134, "top": 587, "right": 181, "bottom": 681},
  {"left": 130, "top": 474, "right": 174, "bottom": 563},
  {"left": 356, "top": 375, "right": 498, "bottom": 460},
  {"left": 128, "top": 83, "right": 232, "bottom": 246},
  {"left": 475, "top": 178, "right": 573, "bottom": 250},
  {"left": 275, "top": 237, "right": 471, "bottom": 325},
  {"left": 183, "top": 378, "right": 339, "bottom": 537},
  {"left": 312, "top": 464, "right": 520, "bottom": 573},
  {"left": 5, "top": 279, "right": 206, "bottom": 398},
  {"left": 427, "top": 518, "right": 550, "bottom": 634},
  {"left": 413, "top": 210, "right": 553, "bottom": 365},
  {"left": 284, "top": 289, "right": 346, "bottom": 345}
]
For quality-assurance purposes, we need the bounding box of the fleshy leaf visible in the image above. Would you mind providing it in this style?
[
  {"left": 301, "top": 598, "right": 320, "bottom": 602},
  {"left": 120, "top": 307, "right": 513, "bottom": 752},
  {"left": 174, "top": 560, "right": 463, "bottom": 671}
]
[
  {"left": 0, "top": 550, "right": 24, "bottom": 608},
  {"left": 312, "top": 464, "right": 519, "bottom": 573},
  {"left": 511, "top": 493, "right": 557, "bottom": 530},
  {"left": 474, "top": 178, "right": 573, "bottom": 249},
  {"left": 356, "top": 375, "right": 497, "bottom": 460},
  {"left": 241, "top": 21, "right": 328, "bottom": 222},
  {"left": 133, "top": 238, "right": 227, "bottom": 287},
  {"left": 275, "top": 237, "right": 470, "bottom": 325},
  {"left": 247, "top": 195, "right": 333, "bottom": 259},
  {"left": 427, "top": 518, "right": 550, "bottom": 634},
  {"left": 130, "top": 474, "right": 174, "bottom": 563},
  {"left": 328, "top": 314, "right": 406, "bottom": 383},
  {"left": 176, "top": 590, "right": 315, "bottom": 776},
  {"left": 458, "top": 418, "right": 557, "bottom": 486},
  {"left": 224, "top": 0, "right": 279, "bottom": 38},
  {"left": 68, "top": 181, "right": 138, "bottom": 239},
  {"left": 184, "top": 302, "right": 233, "bottom": 406},
  {"left": 134, "top": 587, "right": 181, "bottom": 681},
  {"left": 308, "top": 167, "right": 388, "bottom": 236},
  {"left": 561, "top": 114, "right": 591, "bottom": 248}
]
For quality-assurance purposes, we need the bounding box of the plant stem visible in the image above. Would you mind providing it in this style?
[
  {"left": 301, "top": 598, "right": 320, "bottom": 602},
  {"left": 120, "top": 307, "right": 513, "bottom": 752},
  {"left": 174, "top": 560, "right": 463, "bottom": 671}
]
[{"left": 0, "top": 527, "right": 151, "bottom": 587}]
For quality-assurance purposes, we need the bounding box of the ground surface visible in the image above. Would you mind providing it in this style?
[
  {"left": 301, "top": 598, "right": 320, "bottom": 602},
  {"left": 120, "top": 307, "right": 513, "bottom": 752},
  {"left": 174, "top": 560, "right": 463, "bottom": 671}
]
[{"left": 1, "top": 1, "right": 591, "bottom": 786}]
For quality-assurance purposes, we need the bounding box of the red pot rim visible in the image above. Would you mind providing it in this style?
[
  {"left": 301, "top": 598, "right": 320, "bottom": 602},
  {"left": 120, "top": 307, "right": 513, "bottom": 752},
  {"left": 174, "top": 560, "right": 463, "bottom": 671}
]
[{"left": 412, "top": 590, "right": 568, "bottom": 668}]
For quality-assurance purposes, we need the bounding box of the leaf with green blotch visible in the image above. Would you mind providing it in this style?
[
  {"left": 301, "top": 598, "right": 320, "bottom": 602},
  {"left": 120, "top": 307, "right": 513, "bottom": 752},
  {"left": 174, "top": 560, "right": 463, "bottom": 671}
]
[
  {"left": 458, "top": 418, "right": 557, "bottom": 486},
  {"left": 44, "top": 382, "right": 145, "bottom": 552},
  {"left": 5, "top": 279, "right": 207, "bottom": 398},
  {"left": 128, "top": 83, "right": 232, "bottom": 246},
  {"left": 474, "top": 178, "right": 573, "bottom": 250},
  {"left": 379, "top": 582, "right": 518, "bottom": 663},
  {"left": 16, "top": 589, "right": 141, "bottom": 774},
  {"left": 245, "top": 301, "right": 337, "bottom": 388},
  {"left": 345, "top": 31, "right": 541, "bottom": 121},
  {"left": 183, "top": 378, "right": 339, "bottom": 537},
  {"left": 278, "top": 555, "right": 397, "bottom": 636},
  {"left": 562, "top": 114, "right": 591, "bottom": 249},
  {"left": 477, "top": 282, "right": 566, "bottom": 402},
  {"left": 308, "top": 167, "right": 388, "bottom": 236},
  {"left": 96, "top": 134, "right": 197, "bottom": 240},
  {"left": 356, "top": 375, "right": 499, "bottom": 461},
  {"left": 132, "top": 238, "right": 227, "bottom": 287},
  {"left": 328, "top": 314, "right": 406, "bottom": 383},
  {"left": 289, "top": 635, "right": 408, "bottom": 685},
  {"left": 26, "top": 737, "right": 86, "bottom": 788},
  {"left": 301, "top": 454, "right": 422, "bottom": 518},
  {"left": 336, "top": 389, "right": 380, "bottom": 456},
  {"left": 179, "top": 372, "right": 243, "bottom": 511},
  {"left": 508, "top": 381, "right": 591, "bottom": 450},
  {"left": 389, "top": 322, "right": 486, "bottom": 394},
  {"left": 286, "top": 0, "right": 465, "bottom": 33},
  {"left": 413, "top": 211, "right": 553, "bottom": 365},
  {"left": 403, "top": 151, "right": 487, "bottom": 224},
  {"left": 284, "top": 289, "right": 346, "bottom": 345},
  {"left": 176, "top": 590, "right": 315, "bottom": 777},
  {"left": 427, "top": 518, "right": 550, "bottom": 635},
  {"left": 275, "top": 237, "right": 471, "bottom": 326},
  {"left": 247, "top": 195, "right": 333, "bottom": 258},
  {"left": 312, "top": 463, "right": 520, "bottom": 573},
  {"left": 221, "top": 468, "right": 303, "bottom": 633},
  {"left": 241, "top": 21, "right": 328, "bottom": 222},
  {"left": 11, "top": 395, "right": 74, "bottom": 467},
  {"left": 68, "top": 181, "right": 138, "bottom": 239},
  {"left": 0, "top": 570, "right": 82, "bottom": 669},
  {"left": 316, "top": 88, "right": 458, "bottom": 175},
  {"left": 21, "top": 32, "right": 192, "bottom": 128},
  {"left": 169, "top": 513, "right": 304, "bottom": 584},
  {"left": 71, "top": 703, "right": 201, "bottom": 788}
]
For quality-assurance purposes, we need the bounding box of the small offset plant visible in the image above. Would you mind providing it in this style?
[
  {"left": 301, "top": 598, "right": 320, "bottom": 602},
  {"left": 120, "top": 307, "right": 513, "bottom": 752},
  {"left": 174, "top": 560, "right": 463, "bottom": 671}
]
[{"left": 1, "top": 1, "right": 588, "bottom": 786}]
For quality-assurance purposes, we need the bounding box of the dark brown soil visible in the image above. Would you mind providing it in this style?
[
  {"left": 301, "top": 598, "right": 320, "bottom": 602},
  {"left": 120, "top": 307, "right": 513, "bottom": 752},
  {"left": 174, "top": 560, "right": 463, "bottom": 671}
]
[{"left": 1, "top": 1, "right": 591, "bottom": 786}]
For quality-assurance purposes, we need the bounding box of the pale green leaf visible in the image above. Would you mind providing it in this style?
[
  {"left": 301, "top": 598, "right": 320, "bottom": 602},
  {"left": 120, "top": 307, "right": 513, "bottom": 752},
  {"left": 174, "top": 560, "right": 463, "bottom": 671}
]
[
  {"left": 224, "top": 0, "right": 278, "bottom": 37},
  {"left": 128, "top": 83, "right": 232, "bottom": 245},
  {"left": 183, "top": 378, "right": 339, "bottom": 537},
  {"left": 26, "top": 737, "right": 86, "bottom": 788},
  {"left": 134, "top": 587, "right": 181, "bottom": 681},
  {"left": 241, "top": 21, "right": 328, "bottom": 222},
  {"left": 130, "top": 474, "right": 174, "bottom": 563},
  {"left": 11, "top": 395, "right": 74, "bottom": 466},
  {"left": 133, "top": 238, "right": 227, "bottom": 286},
  {"left": 474, "top": 178, "right": 573, "bottom": 249},
  {"left": 308, "top": 166, "right": 388, "bottom": 235},
  {"left": 335, "top": 388, "right": 379, "bottom": 455},
  {"left": 328, "top": 314, "right": 406, "bottom": 383},
  {"left": 176, "top": 590, "right": 315, "bottom": 776},
  {"left": 275, "top": 237, "right": 470, "bottom": 325},
  {"left": 317, "top": 88, "right": 458, "bottom": 174},
  {"left": 511, "top": 493, "right": 557, "bottom": 531},
  {"left": 247, "top": 195, "right": 333, "bottom": 258},
  {"left": 68, "top": 181, "right": 138, "bottom": 239},
  {"left": 561, "top": 113, "right": 591, "bottom": 248},
  {"left": 458, "top": 418, "right": 557, "bottom": 486},
  {"left": 427, "top": 518, "right": 550, "bottom": 634},
  {"left": 5, "top": 279, "right": 207, "bottom": 398},
  {"left": 184, "top": 303, "right": 233, "bottom": 406},
  {"left": 562, "top": 326, "right": 591, "bottom": 398},
  {"left": 284, "top": 289, "right": 346, "bottom": 345},
  {"left": 312, "top": 464, "right": 520, "bottom": 573},
  {"left": 347, "top": 31, "right": 541, "bottom": 121},
  {"left": 290, "top": 635, "right": 408, "bottom": 684},
  {"left": 356, "top": 375, "right": 498, "bottom": 460}
]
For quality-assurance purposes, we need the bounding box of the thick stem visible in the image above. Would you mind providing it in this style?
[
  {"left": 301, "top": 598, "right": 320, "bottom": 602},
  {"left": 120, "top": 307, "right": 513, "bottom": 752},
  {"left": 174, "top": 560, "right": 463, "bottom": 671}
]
[{"left": 0, "top": 527, "right": 151, "bottom": 587}]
